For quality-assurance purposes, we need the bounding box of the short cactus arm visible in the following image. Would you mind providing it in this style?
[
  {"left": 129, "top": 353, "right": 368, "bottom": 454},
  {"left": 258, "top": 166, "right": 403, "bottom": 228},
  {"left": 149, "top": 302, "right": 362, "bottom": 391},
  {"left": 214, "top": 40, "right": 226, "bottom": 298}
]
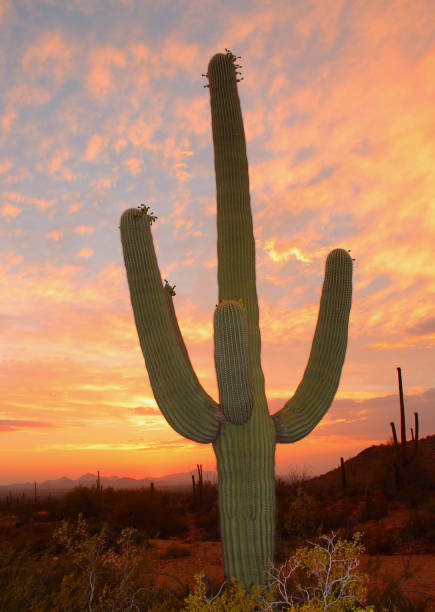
[
  {"left": 214, "top": 300, "right": 253, "bottom": 425},
  {"left": 272, "top": 248, "right": 353, "bottom": 442},
  {"left": 120, "top": 208, "right": 221, "bottom": 443}
]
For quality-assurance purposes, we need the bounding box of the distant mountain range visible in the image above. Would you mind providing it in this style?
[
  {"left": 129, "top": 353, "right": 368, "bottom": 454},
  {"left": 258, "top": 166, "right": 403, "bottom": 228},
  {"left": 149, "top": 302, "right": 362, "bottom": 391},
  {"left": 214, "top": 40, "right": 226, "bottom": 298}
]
[
  {"left": 1, "top": 434, "right": 433, "bottom": 495},
  {"left": 0, "top": 470, "right": 217, "bottom": 494}
]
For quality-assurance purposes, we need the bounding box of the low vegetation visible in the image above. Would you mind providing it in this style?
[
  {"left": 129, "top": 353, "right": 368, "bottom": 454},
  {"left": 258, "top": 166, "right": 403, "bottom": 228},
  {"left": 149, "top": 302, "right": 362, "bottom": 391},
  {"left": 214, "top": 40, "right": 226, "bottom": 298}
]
[{"left": 0, "top": 437, "right": 433, "bottom": 609}]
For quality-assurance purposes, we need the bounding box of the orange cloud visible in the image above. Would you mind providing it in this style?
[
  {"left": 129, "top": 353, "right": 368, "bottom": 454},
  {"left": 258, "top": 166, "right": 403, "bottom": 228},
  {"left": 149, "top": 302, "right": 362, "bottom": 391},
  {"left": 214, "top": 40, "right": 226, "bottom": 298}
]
[
  {"left": 174, "top": 95, "right": 209, "bottom": 138},
  {"left": 1, "top": 192, "right": 56, "bottom": 212},
  {"left": 90, "top": 174, "right": 117, "bottom": 197},
  {"left": 1, "top": 109, "right": 16, "bottom": 132},
  {"left": 76, "top": 248, "right": 94, "bottom": 258},
  {"left": 0, "top": 0, "right": 12, "bottom": 21},
  {"left": 45, "top": 229, "right": 64, "bottom": 241},
  {"left": 47, "top": 148, "right": 76, "bottom": 180},
  {"left": 114, "top": 138, "right": 128, "bottom": 153},
  {"left": 159, "top": 39, "right": 200, "bottom": 77},
  {"left": 74, "top": 225, "right": 94, "bottom": 235},
  {"left": 22, "top": 29, "right": 75, "bottom": 86},
  {"left": 83, "top": 134, "right": 104, "bottom": 161},
  {"left": 86, "top": 45, "right": 127, "bottom": 99},
  {"left": 127, "top": 114, "right": 161, "bottom": 150},
  {"left": 124, "top": 157, "right": 143, "bottom": 175},
  {"left": 1, "top": 202, "right": 22, "bottom": 218},
  {"left": 0, "top": 161, "right": 12, "bottom": 174}
]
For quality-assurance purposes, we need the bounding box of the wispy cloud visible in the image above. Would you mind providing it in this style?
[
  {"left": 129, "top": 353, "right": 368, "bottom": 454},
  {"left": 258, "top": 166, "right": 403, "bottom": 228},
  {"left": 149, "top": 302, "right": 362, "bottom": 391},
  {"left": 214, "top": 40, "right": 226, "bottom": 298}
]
[{"left": 0, "top": 420, "right": 54, "bottom": 432}]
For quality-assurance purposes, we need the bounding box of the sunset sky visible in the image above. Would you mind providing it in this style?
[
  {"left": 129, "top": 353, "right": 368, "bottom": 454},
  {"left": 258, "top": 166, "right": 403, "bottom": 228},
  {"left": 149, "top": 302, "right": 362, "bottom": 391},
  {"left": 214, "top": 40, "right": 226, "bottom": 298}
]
[{"left": 1, "top": 0, "right": 434, "bottom": 485}]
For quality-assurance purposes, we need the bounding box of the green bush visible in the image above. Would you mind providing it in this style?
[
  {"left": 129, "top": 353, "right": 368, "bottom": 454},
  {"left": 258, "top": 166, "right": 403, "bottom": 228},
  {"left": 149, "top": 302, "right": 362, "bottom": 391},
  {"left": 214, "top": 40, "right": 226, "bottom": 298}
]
[
  {"left": 0, "top": 514, "right": 186, "bottom": 611},
  {"left": 184, "top": 532, "right": 370, "bottom": 611},
  {"left": 282, "top": 486, "right": 323, "bottom": 539},
  {"left": 183, "top": 572, "right": 267, "bottom": 611}
]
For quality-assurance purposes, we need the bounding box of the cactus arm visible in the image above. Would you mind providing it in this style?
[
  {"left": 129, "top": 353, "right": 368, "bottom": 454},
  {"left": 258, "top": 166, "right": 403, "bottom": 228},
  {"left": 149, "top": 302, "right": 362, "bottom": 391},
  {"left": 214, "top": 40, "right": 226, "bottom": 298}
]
[
  {"left": 120, "top": 208, "right": 221, "bottom": 443},
  {"left": 272, "top": 248, "right": 353, "bottom": 443},
  {"left": 214, "top": 300, "right": 253, "bottom": 424},
  {"left": 208, "top": 53, "right": 266, "bottom": 406}
]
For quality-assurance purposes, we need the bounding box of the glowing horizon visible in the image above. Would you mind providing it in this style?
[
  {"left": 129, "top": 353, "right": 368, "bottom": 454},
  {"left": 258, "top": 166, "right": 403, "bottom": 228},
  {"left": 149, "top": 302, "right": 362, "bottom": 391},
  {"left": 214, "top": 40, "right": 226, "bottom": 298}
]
[{"left": 1, "top": 0, "right": 434, "bottom": 485}]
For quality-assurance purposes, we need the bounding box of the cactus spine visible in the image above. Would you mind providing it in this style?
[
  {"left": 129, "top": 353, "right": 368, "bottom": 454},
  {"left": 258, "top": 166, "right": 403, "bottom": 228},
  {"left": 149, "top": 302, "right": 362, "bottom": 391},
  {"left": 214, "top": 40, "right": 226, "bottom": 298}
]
[{"left": 120, "top": 52, "right": 353, "bottom": 585}]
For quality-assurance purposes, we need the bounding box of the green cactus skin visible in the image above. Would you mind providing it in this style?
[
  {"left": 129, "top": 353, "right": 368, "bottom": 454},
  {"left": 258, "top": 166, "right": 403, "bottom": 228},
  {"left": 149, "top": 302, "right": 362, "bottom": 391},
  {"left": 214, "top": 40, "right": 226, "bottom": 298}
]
[
  {"left": 120, "top": 52, "right": 353, "bottom": 586},
  {"left": 214, "top": 300, "right": 253, "bottom": 425}
]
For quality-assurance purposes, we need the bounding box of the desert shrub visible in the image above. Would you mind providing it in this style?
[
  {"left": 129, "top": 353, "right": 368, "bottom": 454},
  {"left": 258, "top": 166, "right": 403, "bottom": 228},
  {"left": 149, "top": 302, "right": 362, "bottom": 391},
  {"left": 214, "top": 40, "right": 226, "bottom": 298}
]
[
  {"left": 421, "top": 495, "right": 435, "bottom": 540},
  {"left": 276, "top": 470, "right": 310, "bottom": 499},
  {"left": 6, "top": 500, "right": 36, "bottom": 525},
  {"left": 183, "top": 571, "right": 267, "bottom": 611},
  {"left": 194, "top": 505, "right": 220, "bottom": 541},
  {"left": 358, "top": 488, "right": 389, "bottom": 523},
  {"left": 365, "top": 556, "right": 434, "bottom": 611},
  {"left": 55, "top": 486, "right": 106, "bottom": 519},
  {"left": 49, "top": 515, "right": 150, "bottom": 610},
  {"left": 184, "top": 532, "right": 369, "bottom": 611},
  {"left": 193, "top": 482, "right": 218, "bottom": 507},
  {"left": 396, "top": 507, "right": 435, "bottom": 552},
  {"left": 363, "top": 502, "right": 435, "bottom": 555},
  {"left": 363, "top": 523, "right": 401, "bottom": 555},
  {"left": 191, "top": 482, "right": 220, "bottom": 541},
  {"left": 319, "top": 497, "right": 359, "bottom": 532},
  {"left": 164, "top": 543, "right": 191, "bottom": 559},
  {"left": 109, "top": 489, "right": 188, "bottom": 538},
  {"left": 282, "top": 486, "right": 323, "bottom": 539},
  {"left": 264, "top": 531, "right": 368, "bottom": 611},
  {"left": 0, "top": 514, "right": 189, "bottom": 611}
]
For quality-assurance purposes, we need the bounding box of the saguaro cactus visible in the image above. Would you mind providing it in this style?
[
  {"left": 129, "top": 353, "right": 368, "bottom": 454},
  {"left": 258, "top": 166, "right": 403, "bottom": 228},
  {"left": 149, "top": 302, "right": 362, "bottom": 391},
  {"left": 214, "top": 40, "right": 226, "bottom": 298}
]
[{"left": 120, "top": 51, "right": 353, "bottom": 585}]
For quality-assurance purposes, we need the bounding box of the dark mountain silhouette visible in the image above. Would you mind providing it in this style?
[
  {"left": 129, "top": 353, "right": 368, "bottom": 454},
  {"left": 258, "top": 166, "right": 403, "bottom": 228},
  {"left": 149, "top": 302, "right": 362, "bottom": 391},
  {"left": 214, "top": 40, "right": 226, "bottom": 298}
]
[
  {"left": 0, "top": 470, "right": 217, "bottom": 494},
  {"left": 1, "top": 435, "right": 433, "bottom": 495},
  {"left": 305, "top": 434, "right": 434, "bottom": 494}
]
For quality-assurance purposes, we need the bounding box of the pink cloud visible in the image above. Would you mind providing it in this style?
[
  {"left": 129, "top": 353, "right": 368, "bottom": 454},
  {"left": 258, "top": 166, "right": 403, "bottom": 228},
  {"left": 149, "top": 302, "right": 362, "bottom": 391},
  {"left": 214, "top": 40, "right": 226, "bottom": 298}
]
[
  {"left": 83, "top": 134, "right": 104, "bottom": 161},
  {"left": 74, "top": 225, "right": 94, "bottom": 235},
  {"left": 1, "top": 192, "right": 56, "bottom": 214},
  {"left": 124, "top": 157, "right": 143, "bottom": 175},
  {"left": 86, "top": 45, "right": 127, "bottom": 99},
  {"left": 45, "top": 230, "right": 64, "bottom": 241},
  {"left": 22, "top": 29, "right": 75, "bottom": 86},
  {"left": 0, "top": 420, "right": 53, "bottom": 432},
  {"left": 0, "top": 161, "right": 12, "bottom": 174},
  {"left": 76, "top": 248, "right": 94, "bottom": 258},
  {"left": 0, "top": 0, "right": 12, "bottom": 21},
  {"left": 130, "top": 406, "right": 160, "bottom": 416},
  {"left": 1, "top": 202, "right": 22, "bottom": 218}
]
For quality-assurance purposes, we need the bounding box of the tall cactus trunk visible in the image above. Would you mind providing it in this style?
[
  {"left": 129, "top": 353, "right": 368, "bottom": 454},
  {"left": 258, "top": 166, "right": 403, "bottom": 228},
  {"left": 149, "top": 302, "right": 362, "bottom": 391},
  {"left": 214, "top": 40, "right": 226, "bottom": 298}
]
[
  {"left": 208, "top": 54, "right": 276, "bottom": 583},
  {"left": 213, "top": 407, "right": 276, "bottom": 585}
]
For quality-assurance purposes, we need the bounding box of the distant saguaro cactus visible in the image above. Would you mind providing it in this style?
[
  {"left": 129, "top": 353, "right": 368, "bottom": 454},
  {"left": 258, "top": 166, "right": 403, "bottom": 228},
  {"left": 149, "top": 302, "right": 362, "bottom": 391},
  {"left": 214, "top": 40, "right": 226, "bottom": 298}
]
[{"left": 120, "top": 51, "right": 353, "bottom": 585}]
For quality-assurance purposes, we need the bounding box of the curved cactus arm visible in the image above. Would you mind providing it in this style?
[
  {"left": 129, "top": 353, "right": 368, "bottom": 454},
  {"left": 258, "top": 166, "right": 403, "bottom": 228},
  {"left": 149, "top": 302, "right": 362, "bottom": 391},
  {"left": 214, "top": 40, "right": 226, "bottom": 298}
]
[
  {"left": 120, "top": 208, "right": 221, "bottom": 443},
  {"left": 272, "top": 248, "right": 353, "bottom": 443},
  {"left": 214, "top": 300, "right": 253, "bottom": 425}
]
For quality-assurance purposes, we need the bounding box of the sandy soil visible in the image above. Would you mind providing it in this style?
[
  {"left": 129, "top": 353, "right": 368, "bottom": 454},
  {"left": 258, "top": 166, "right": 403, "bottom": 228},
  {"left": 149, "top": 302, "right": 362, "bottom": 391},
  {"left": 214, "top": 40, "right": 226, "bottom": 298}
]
[
  {"left": 361, "top": 553, "right": 435, "bottom": 603},
  {"left": 147, "top": 536, "right": 435, "bottom": 604}
]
